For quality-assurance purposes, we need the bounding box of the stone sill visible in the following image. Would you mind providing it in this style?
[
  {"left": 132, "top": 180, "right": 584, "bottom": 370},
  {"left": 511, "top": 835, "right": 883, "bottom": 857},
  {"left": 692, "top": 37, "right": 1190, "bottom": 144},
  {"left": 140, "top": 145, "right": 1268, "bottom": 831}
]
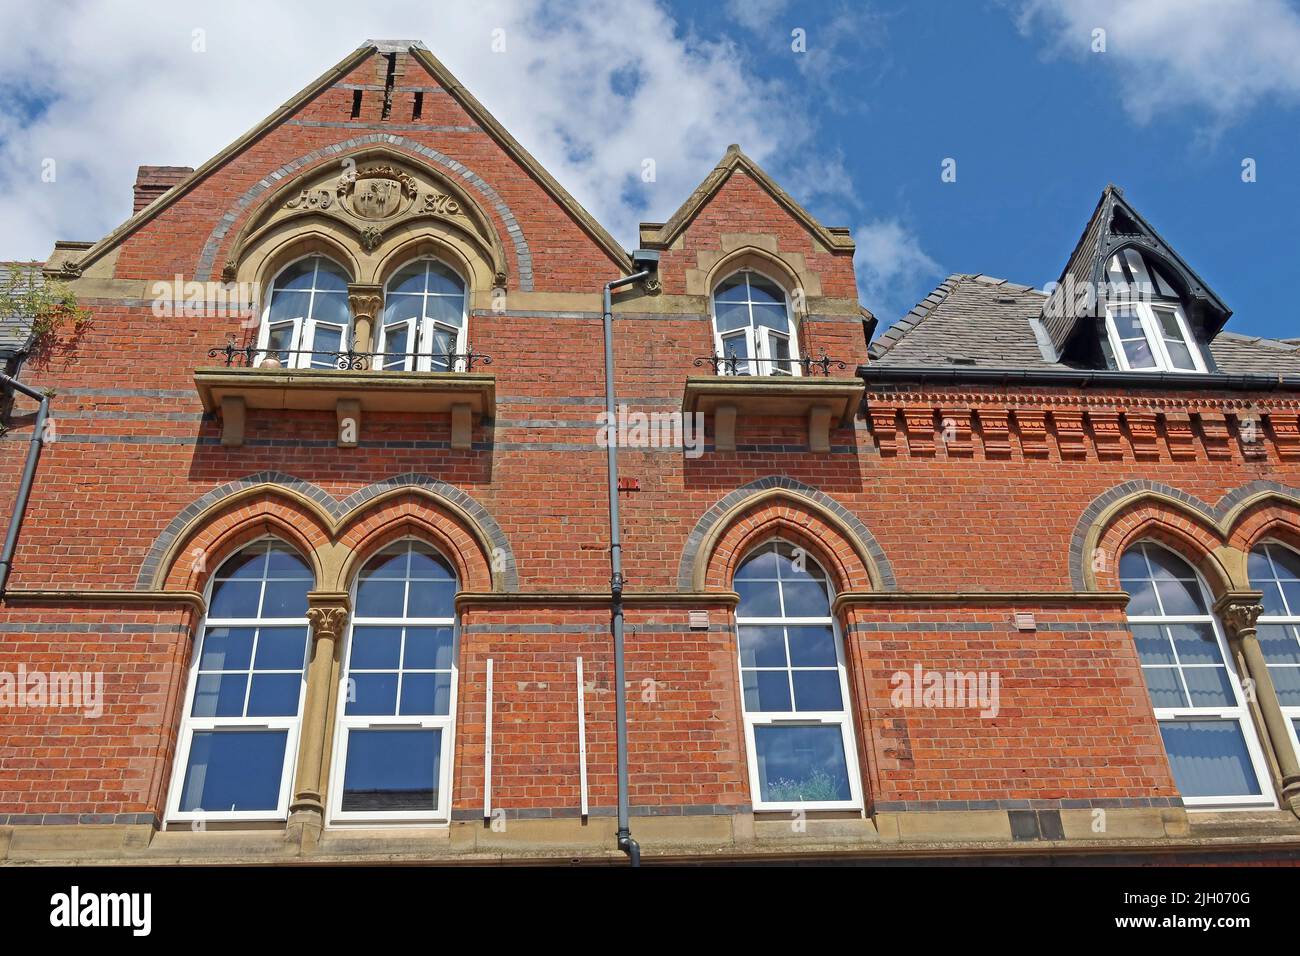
[
  {"left": 193, "top": 367, "right": 496, "bottom": 448},
  {"left": 681, "top": 375, "right": 864, "bottom": 452}
]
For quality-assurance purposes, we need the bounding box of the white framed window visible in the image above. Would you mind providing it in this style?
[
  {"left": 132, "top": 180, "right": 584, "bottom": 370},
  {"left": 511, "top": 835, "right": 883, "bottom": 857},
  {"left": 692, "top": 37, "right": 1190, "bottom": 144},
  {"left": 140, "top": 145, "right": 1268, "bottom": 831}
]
[
  {"left": 734, "top": 541, "right": 861, "bottom": 810},
  {"left": 167, "top": 540, "right": 313, "bottom": 823},
  {"left": 1102, "top": 249, "right": 1204, "bottom": 373},
  {"left": 1247, "top": 542, "right": 1300, "bottom": 760},
  {"left": 377, "top": 258, "right": 467, "bottom": 372},
  {"left": 1122, "top": 542, "right": 1274, "bottom": 809},
  {"left": 328, "top": 539, "right": 459, "bottom": 824},
  {"left": 710, "top": 270, "right": 800, "bottom": 377},
  {"left": 257, "top": 255, "right": 352, "bottom": 369}
]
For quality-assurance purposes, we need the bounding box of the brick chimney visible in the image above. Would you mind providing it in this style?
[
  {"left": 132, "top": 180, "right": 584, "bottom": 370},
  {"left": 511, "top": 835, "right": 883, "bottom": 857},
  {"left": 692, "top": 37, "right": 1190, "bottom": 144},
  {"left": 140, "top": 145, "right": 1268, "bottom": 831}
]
[{"left": 133, "top": 165, "right": 193, "bottom": 214}]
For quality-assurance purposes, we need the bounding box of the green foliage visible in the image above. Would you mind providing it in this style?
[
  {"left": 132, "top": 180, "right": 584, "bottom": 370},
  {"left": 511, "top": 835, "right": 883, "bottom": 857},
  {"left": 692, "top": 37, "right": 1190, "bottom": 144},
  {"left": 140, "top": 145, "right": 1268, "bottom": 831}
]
[
  {"left": 764, "top": 768, "right": 843, "bottom": 803},
  {"left": 1, "top": 263, "right": 92, "bottom": 367}
]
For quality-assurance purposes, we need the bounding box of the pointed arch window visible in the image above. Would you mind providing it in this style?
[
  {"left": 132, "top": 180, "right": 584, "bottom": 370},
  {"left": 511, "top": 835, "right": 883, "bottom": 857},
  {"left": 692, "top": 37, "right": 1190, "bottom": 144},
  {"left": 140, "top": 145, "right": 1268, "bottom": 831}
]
[
  {"left": 257, "top": 255, "right": 352, "bottom": 369},
  {"left": 1121, "top": 542, "right": 1272, "bottom": 807},
  {"left": 733, "top": 541, "right": 860, "bottom": 809},
  {"left": 167, "top": 540, "right": 313, "bottom": 822},
  {"left": 1247, "top": 542, "right": 1300, "bottom": 758},
  {"left": 1102, "top": 249, "right": 1204, "bottom": 373},
  {"left": 378, "top": 258, "right": 467, "bottom": 372},
  {"left": 711, "top": 270, "right": 800, "bottom": 377},
  {"left": 329, "top": 539, "right": 459, "bottom": 822}
]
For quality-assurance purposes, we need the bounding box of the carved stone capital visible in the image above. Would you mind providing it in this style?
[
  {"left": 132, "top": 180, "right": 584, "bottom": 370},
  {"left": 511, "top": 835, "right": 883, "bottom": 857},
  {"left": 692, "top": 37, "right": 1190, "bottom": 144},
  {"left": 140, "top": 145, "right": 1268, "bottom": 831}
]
[
  {"left": 306, "top": 591, "right": 350, "bottom": 643},
  {"left": 1214, "top": 592, "right": 1264, "bottom": 638},
  {"left": 346, "top": 284, "right": 384, "bottom": 322}
]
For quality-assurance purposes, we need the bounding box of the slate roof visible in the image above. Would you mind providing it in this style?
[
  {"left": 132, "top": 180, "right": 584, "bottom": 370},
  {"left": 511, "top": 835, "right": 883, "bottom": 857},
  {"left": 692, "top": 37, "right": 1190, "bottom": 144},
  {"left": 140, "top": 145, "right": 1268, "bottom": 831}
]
[
  {"left": 0, "top": 261, "right": 43, "bottom": 355},
  {"left": 868, "top": 272, "right": 1300, "bottom": 376}
]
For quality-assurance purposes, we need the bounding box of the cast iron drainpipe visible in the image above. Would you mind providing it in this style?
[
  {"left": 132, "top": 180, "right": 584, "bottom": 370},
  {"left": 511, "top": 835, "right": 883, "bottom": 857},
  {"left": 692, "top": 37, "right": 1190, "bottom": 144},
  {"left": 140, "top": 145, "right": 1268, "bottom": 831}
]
[
  {"left": 601, "top": 251, "right": 658, "bottom": 867},
  {"left": 0, "top": 373, "right": 50, "bottom": 600}
]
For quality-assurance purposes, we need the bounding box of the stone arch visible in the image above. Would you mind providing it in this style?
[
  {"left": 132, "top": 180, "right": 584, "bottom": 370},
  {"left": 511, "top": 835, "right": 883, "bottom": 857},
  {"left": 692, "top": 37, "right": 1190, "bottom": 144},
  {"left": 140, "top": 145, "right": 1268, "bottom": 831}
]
[
  {"left": 679, "top": 476, "right": 893, "bottom": 593},
  {"left": 243, "top": 228, "right": 362, "bottom": 293},
  {"left": 706, "top": 246, "right": 804, "bottom": 300}
]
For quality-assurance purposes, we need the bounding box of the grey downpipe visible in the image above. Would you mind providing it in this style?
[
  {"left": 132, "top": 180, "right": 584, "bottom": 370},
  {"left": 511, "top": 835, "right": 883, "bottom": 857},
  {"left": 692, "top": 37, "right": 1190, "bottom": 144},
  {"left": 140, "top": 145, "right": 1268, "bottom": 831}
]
[
  {"left": 0, "top": 374, "right": 50, "bottom": 600},
  {"left": 601, "top": 258, "right": 656, "bottom": 867}
]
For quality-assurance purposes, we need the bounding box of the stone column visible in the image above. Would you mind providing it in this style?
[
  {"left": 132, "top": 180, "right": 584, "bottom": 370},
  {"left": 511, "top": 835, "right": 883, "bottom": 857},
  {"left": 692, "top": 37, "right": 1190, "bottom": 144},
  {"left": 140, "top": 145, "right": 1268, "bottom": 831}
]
[
  {"left": 287, "top": 591, "right": 350, "bottom": 841},
  {"left": 1216, "top": 592, "right": 1300, "bottom": 817},
  {"left": 347, "top": 284, "right": 383, "bottom": 363}
]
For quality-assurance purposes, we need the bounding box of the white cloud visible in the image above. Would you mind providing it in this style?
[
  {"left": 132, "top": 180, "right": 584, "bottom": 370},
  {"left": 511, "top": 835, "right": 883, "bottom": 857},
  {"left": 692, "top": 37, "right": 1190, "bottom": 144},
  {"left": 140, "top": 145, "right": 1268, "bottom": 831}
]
[
  {"left": 0, "top": 0, "right": 820, "bottom": 260},
  {"left": 1012, "top": 0, "right": 1300, "bottom": 124},
  {"left": 853, "top": 219, "right": 942, "bottom": 320}
]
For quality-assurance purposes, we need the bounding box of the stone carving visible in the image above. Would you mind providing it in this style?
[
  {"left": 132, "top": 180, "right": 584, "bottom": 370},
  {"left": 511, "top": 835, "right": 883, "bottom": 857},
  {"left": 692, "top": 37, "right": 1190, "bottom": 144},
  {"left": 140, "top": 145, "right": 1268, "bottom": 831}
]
[
  {"left": 424, "top": 191, "right": 461, "bottom": 216},
  {"left": 337, "top": 165, "right": 418, "bottom": 220},
  {"left": 359, "top": 226, "right": 384, "bottom": 252},
  {"left": 306, "top": 605, "right": 349, "bottom": 642},
  {"left": 1221, "top": 602, "right": 1264, "bottom": 637},
  {"left": 285, "top": 188, "right": 333, "bottom": 211}
]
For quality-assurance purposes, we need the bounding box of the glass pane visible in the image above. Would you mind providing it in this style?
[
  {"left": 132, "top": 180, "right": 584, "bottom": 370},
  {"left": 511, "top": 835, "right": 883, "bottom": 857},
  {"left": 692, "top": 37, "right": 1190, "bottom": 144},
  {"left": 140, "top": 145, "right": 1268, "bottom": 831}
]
[
  {"left": 425, "top": 261, "right": 465, "bottom": 297},
  {"left": 267, "top": 289, "right": 312, "bottom": 325},
  {"left": 404, "top": 627, "right": 455, "bottom": 670},
  {"left": 356, "top": 579, "right": 406, "bottom": 617},
  {"left": 192, "top": 672, "right": 248, "bottom": 717},
  {"left": 199, "top": 626, "right": 254, "bottom": 671},
  {"left": 424, "top": 294, "right": 463, "bottom": 327},
  {"left": 1153, "top": 306, "right": 1181, "bottom": 339},
  {"left": 217, "top": 548, "right": 268, "bottom": 581},
  {"left": 246, "top": 673, "right": 302, "bottom": 717},
  {"left": 313, "top": 260, "right": 350, "bottom": 293},
  {"left": 254, "top": 627, "right": 308, "bottom": 670},
  {"left": 1112, "top": 308, "right": 1144, "bottom": 338},
  {"left": 1258, "top": 624, "right": 1300, "bottom": 665},
  {"left": 747, "top": 275, "right": 784, "bottom": 304},
  {"left": 751, "top": 303, "right": 789, "bottom": 332},
  {"left": 408, "top": 547, "right": 454, "bottom": 579},
  {"left": 742, "top": 670, "right": 791, "bottom": 712},
  {"left": 209, "top": 580, "right": 261, "bottom": 619},
  {"left": 777, "top": 543, "right": 825, "bottom": 581},
  {"left": 1283, "top": 582, "right": 1300, "bottom": 616},
  {"left": 753, "top": 724, "right": 851, "bottom": 803},
  {"left": 1268, "top": 545, "right": 1300, "bottom": 579},
  {"left": 1270, "top": 666, "right": 1300, "bottom": 706},
  {"left": 381, "top": 322, "right": 412, "bottom": 370},
  {"left": 1131, "top": 624, "right": 1175, "bottom": 665},
  {"left": 1145, "top": 546, "right": 1196, "bottom": 579},
  {"left": 406, "top": 580, "right": 456, "bottom": 618},
  {"left": 1118, "top": 548, "right": 1148, "bottom": 578},
  {"left": 713, "top": 276, "right": 748, "bottom": 303},
  {"left": 1142, "top": 666, "right": 1187, "bottom": 709},
  {"left": 719, "top": 330, "right": 752, "bottom": 374},
  {"left": 1182, "top": 667, "right": 1235, "bottom": 707},
  {"left": 180, "top": 730, "right": 288, "bottom": 812},
  {"left": 1247, "top": 548, "right": 1273, "bottom": 583},
  {"left": 781, "top": 579, "right": 830, "bottom": 617},
  {"left": 1167, "top": 623, "right": 1222, "bottom": 665},
  {"left": 1163, "top": 339, "right": 1195, "bottom": 371},
  {"left": 427, "top": 328, "right": 456, "bottom": 370},
  {"left": 714, "top": 301, "right": 749, "bottom": 333},
  {"left": 341, "top": 729, "right": 441, "bottom": 812},
  {"left": 786, "top": 626, "right": 837, "bottom": 667},
  {"left": 738, "top": 626, "right": 787, "bottom": 669},
  {"left": 309, "top": 323, "right": 343, "bottom": 367},
  {"left": 362, "top": 547, "right": 408, "bottom": 579},
  {"left": 398, "top": 672, "right": 453, "bottom": 716},
  {"left": 1259, "top": 582, "right": 1286, "bottom": 616},
  {"left": 272, "top": 259, "right": 316, "bottom": 291},
  {"left": 261, "top": 579, "right": 309, "bottom": 618},
  {"left": 734, "top": 547, "right": 780, "bottom": 581},
  {"left": 349, "top": 626, "right": 402, "bottom": 670},
  {"left": 1122, "top": 336, "right": 1156, "bottom": 369},
  {"left": 310, "top": 293, "right": 349, "bottom": 329},
  {"left": 736, "top": 580, "right": 781, "bottom": 618},
  {"left": 1159, "top": 720, "right": 1261, "bottom": 799},
  {"left": 265, "top": 546, "right": 309, "bottom": 577},
  {"left": 792, "top": 670, "right": 842, "bottom": 711},
  {"left": 768, "top": 333, "right": 793, "bottom": 374},
  {"left": 265, "top": 321, "right": 298, "bottom": 362},
  {"left": 346, "top": 672, "right": 399, "bottom": 716},
  {"left": 383, "top": 294, "right": 422, "bottom": 325},
  {"left": 388, "top": 263, "right": 426, "bottom": 295},
  {"left": 1121, "top": 577, "right": 1159, "bottom": 616},
  {"left": 1155, "top": 579, "right": 1206, "bottom": 615}
]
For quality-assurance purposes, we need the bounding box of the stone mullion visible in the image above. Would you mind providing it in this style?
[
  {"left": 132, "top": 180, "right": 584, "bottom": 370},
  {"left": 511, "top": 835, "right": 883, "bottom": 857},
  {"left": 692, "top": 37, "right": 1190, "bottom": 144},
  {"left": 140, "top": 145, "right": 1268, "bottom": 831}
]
[{"left": 1216, "top": 593, "right": 1300, "bottom": 817}]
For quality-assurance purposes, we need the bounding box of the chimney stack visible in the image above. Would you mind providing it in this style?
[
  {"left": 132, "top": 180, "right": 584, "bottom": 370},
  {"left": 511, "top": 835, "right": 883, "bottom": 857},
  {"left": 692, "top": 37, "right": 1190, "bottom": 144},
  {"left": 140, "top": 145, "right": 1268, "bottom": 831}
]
[{"left": 133, "top": 165, "right": 193, "bottom": 214}]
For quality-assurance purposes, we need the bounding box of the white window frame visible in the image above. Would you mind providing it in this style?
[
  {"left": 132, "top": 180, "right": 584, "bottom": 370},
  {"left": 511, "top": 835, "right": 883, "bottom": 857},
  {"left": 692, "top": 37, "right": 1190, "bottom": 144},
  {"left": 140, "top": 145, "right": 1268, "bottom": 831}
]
[
  {"left": 1125, "top": 542, "right": 1275, "bottom": 810},
  {"left": 1248, "top": 540, "right": 1300, "bottom": 761},
  {"left": 327, "top": 539, "right": 459, "bottom": 826},
  {"left": 710, "top": 268, "right": 802, "bottom": 378},
  {"left": 165, "top": 538, "right": 311, "bottom": 825},
  {"left": 376, "top": 257, "right": 468, "bottom": 373},
  {"left": 734, "top": 540, "right": 862, "bottom": 812},
  {"left": 256, "top": 255, "right": 352, "bottom": 370},
  {"left": 1102, "top": 249, "right": 1205, "bottom": 374}
]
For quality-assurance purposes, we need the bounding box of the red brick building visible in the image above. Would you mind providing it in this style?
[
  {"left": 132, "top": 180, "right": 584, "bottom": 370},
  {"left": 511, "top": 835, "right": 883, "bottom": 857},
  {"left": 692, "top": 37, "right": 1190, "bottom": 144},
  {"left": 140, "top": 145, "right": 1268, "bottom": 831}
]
[{"left": 2, "top": 39, "right": 1299, "bottom": 864}]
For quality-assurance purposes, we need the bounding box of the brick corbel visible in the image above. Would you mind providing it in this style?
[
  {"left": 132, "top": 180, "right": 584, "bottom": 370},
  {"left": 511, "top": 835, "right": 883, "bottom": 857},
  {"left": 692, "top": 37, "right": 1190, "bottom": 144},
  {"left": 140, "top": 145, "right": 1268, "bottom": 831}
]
[
  {"left": 1051, "top": 409, "right": 1087, "bottom": 459},
  {"left": 938, "top": 407, "right": 973, "bottom": 456},
  {"left": 1086, "top": 408, "right": 1124, "bottom": 460},
  {"left": 1268, "top": 411, "right": 1300, "bottom": 461},
  {"left": 901, "top": 407, "right": 936, "bottom": 456},
  {"left": 867, "top": 405, "right": 899, "bottom": 455},
  {"left": 1235, "top": 408, "right": 1267, "bottom": 460},
  {"left": 1161, "top": 410, "right": 1198, "bottom": 460},
  {"left": 1013, "top": 409, "right": 1049, "bottom": 457},
  {"left": 1123, "top": 409, "right": 1160, "bottom": 460},
  {"left": 1197, "top": 410, "right": 1233, "bottom": 460},
  {"left": 976, "top": 408, "right": 1011, "bottom": 458}
]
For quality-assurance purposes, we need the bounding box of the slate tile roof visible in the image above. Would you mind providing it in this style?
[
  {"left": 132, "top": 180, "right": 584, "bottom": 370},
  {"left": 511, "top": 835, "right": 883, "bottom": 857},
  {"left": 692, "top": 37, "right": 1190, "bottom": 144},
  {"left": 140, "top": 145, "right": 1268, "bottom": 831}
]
[{"left": 868, "top": 272, "right": 1300, "bottom": 376}]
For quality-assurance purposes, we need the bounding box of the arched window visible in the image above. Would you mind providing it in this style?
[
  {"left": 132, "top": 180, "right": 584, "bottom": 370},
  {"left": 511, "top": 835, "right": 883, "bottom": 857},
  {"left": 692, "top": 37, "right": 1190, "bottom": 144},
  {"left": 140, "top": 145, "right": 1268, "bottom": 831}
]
[
  {"left": 257, "top": 255, "right": 352, "bottom": 369},
  {"left": 1102, "top": 248, "right": 1204, "bottom": 373},
  {"left": 1248, "top": 542, "right": 1300, "bottom": 757},
  {"left": 329, "top": 539, "right": 458, "bottom": 822},
  {"left": 711, "top": 269, "right": 799, "bottom": 377},
  {"left": 168, "top": 540, "right": 313, "bottom": 822},
  {"left": 378, "top": 258, "right": 467, "bottom": 372},
  {"left": 1121, "top": 542, "right": 1271, "bottom": 806},
  {"left": 734, "top": 541, "right": 859, "bottom": 808}
]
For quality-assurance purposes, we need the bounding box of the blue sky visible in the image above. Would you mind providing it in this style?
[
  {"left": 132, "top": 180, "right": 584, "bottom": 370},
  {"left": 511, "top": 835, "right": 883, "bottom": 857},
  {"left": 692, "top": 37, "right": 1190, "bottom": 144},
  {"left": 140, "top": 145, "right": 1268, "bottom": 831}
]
[{"left": 0, "top": 0, "right": 1296, "bottom": 338}]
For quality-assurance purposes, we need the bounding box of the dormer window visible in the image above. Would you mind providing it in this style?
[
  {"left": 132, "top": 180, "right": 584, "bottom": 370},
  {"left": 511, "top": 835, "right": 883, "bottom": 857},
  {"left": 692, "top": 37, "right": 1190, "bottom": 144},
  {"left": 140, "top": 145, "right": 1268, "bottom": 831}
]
[
  {"left": 1102, "top": 249, "right": 1204, "bottom": 373},
  {"left": 711, "top": 270, "right": 800, "bottom": 376}
]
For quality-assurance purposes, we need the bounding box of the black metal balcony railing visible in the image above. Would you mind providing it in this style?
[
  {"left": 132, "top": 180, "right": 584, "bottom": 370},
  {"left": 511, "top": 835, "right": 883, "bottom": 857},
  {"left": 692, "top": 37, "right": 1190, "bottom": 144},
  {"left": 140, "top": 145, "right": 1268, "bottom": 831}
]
[
  {"left": 693, "top": 350, "right": 848, "bottom": 377},
  {"left": 207, "top": 342, "right": 493, "bottom": 372}
]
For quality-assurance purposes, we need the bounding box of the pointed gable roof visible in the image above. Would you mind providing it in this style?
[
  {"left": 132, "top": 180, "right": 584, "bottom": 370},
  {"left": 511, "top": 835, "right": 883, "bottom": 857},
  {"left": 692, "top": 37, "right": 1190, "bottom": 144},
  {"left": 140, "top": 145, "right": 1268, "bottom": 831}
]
[
  {"left": 1038, "top": 185, "right": 1231, "bottom": 358},
  {"left": 56, "top": 40, "right": 632, "bottom": 277},
  {"left": 637, "top": 144, "right": 854, "bottom": 252}
]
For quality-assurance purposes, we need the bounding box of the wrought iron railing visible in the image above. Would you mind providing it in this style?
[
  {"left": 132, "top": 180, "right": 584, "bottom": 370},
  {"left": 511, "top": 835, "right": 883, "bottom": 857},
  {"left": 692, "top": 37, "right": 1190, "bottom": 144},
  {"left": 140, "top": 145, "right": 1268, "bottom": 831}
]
[
  {"left": 693, "top": 350, "right": 848, "bottom": 377},
  {"left": 207, "top": 341, "right": 493, "bottom": 372}
]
